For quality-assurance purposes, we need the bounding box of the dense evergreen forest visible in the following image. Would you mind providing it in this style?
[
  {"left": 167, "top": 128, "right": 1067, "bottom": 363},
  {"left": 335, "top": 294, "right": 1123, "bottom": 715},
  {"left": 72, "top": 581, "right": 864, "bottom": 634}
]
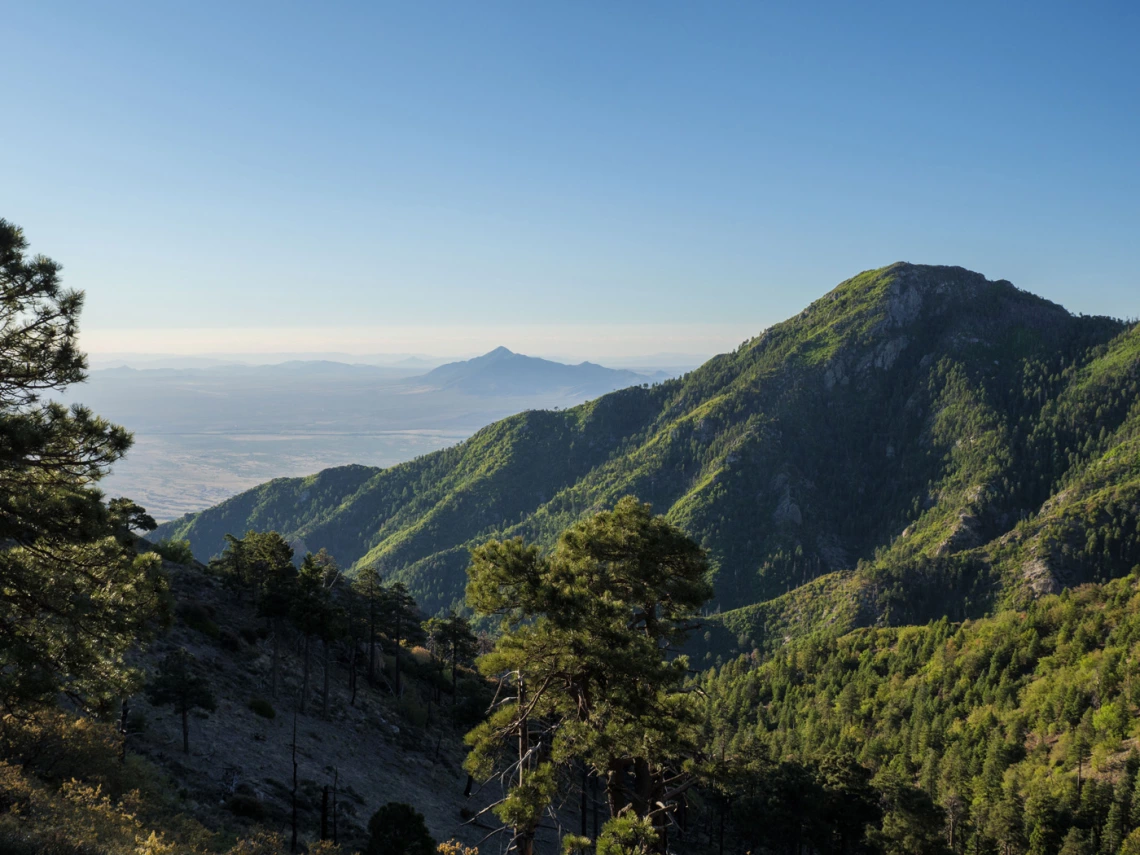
[
  {"left": 697, "top": 574, "right": 1140, "bottom": 855},
  {"left": 4, "top": 217, "right": 1140, "bottom": 855}
]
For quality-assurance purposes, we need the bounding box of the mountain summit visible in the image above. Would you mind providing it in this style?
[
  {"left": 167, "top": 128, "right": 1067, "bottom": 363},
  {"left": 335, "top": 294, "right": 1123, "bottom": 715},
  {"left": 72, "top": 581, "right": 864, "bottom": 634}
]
[
  {"left": 155, "top": 263, "right": 1139, "bottom": 649},
  {"left": 409, "top": 346, "right": 654, "bottom": 396}
]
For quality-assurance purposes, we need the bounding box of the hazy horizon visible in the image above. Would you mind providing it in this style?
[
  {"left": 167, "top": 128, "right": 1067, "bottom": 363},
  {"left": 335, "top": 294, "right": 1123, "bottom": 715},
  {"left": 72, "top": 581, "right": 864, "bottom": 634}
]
[
  {"left": 78, "top": 322, "right": 757, "bottom": 366},
  {"left": 66, "top": 343, "right": 684, "bottom": 521}
]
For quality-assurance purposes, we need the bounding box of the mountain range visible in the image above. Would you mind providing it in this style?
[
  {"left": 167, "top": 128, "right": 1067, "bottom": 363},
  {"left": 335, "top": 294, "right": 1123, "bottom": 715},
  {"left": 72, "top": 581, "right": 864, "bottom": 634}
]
[
  {"left": 154, "top": 262, "right": 1140, "bottom": 656},
  {"left": 410, "top": 346, "right": 663, "bottom": 396}
]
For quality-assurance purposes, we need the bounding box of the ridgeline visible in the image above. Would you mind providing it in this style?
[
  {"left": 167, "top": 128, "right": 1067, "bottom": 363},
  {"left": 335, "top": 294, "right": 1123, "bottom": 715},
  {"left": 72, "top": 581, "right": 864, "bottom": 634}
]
[{"left": 157, "top": 263, "right": 1140, "bottom": 655}]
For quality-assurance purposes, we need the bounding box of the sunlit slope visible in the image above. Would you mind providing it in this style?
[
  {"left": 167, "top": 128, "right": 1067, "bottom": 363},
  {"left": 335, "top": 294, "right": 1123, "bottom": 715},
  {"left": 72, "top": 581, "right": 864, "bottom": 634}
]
[
  {"left": 697, "top": 322, "right": 1140, "bottom": 661},
  {"left": 157, "top": 263, "right": 1135, "bottom": 618}
]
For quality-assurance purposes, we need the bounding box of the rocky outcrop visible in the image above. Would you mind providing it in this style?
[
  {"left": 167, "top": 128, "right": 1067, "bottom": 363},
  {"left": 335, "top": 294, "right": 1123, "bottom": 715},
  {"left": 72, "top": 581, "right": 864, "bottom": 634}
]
[
  {"left": 936, "top": 511, "right": 984, "bottom": 555},
  {"left": 772, "top": 489, "right": 803, "bottom": 526},
  {"left": 885, "top": 281, "right": 923, "bottom": 328}
]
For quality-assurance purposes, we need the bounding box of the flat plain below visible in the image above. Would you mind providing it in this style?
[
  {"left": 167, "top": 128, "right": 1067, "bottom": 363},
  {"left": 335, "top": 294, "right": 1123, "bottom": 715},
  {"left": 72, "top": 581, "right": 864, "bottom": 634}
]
[{"left": 62, "top": 362, "right": 637, "bottom": 521}]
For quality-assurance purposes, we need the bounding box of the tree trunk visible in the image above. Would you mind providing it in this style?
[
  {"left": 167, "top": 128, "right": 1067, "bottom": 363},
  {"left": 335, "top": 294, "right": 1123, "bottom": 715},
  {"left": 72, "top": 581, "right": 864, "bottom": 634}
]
[
  {"left": 394, "top": 615, "right": 402, "bottom": 695},
  {"left": 632, "top": 757, "right": 652, "bottom": 817},
  {"left": 332, "top": 767, "right": 339, "bottom": 845},
  {"left": 518, "top": 676, "right": 528, "bottom": 786},
  {"left": 367, "top": 579, "right": 376, "bottom": 681},
  {"left": 181, "top": 705, "right": 190, "bottom": 754},
  {"left": 322, "top": 638, "right": 331, "bottom": 718},
  {"left": 321, "top": 785, "right": 329, "bottom": 840},
  {"left": 119, "top": 697, "right": 129, "bottom": 763},
  {"left": 271, "top": 622, "right": 280, "bottom": 698},
  {"left": 607, "top": 759, "right": 630, "bottom": 818},
  {"left": 291, "top": 711, "right": 299, "bottom": 853},
  {"left": 517, "top": 674, "right": 534, "bottom": 855},
  {"left": 581, "top": 764, "right": 589, "bottom": 838},
  {"left": 350, "top": 644, "right": 358, "bottom": 706},
  {"left": 301, "top": 634, "right": 311, "bottom": 714},
  {"left": 649, "top": 770, "right": 668, "bottom": 854},
  {"left": 592, "top": 773, "right": 599, "bottom": 840}
]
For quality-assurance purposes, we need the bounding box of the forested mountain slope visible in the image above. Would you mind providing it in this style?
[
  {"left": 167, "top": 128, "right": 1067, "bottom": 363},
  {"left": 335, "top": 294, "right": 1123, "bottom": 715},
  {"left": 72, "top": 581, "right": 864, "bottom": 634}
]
[
  {"left": 156, "top": 263, "right": 1138, "bottom": 624},
  {"left": 697, "top": 320, "right": 1140, "bottom": 662},
  {"left": 696, "top": 570, "right": 1140, "bottom": 855}
]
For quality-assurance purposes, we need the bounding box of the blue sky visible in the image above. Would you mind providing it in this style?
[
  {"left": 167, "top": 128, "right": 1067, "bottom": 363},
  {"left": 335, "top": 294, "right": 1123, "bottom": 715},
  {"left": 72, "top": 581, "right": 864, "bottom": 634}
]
[{"left": 3, "top": 2, "right": 1138, "bottom": 359}]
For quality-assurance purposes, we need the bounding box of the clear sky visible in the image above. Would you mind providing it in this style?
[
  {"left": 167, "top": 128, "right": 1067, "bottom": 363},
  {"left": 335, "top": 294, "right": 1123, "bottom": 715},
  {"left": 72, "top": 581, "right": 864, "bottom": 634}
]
[{"left": 4, "top": 1, "right": 1138, "bottom": 360}]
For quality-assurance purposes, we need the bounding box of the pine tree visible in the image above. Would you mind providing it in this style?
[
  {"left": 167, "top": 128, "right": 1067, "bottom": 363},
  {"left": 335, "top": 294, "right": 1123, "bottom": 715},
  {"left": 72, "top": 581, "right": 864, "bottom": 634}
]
[
  {"left": 290, "top": 550, "right": 344, "bottom": 715},
  {"left": 1025, "top": 786, "right": 1060, "bottom": 855},
  {"left": 353, "top": 565, "right": 384, "bottom": 683},
  {"left": 291, "top": 553, "right": 326, "bottom": 714},
  {"left": 312, "top": 549, "right": 345, "bottom": 718},
  {"left": 1060, "top": 828, "right": 1093, "bottom": 855},
  {"left": 0, "top": 219, "right": 168, "bottom": 712},
  {"left": 988, "top": 790, "right": 1026, "bottom": 855},
  {"left": 146, "top": 648, "right": 216, "bottom": 754},
  {"left": 1105, "top": 777, "right": 1131, "bottom": 855},
  {"left": 465, "top": 496, "right": 712, "bottom": 855},
  {"left": 246, "top": 532, "right": 296, "bottom": 698},
  {"left": 1129, "top": 771, "right": 1140, "bottom": 830},
  {"left": 365, "top": 802, "right": 434, "bottom": 855},
  {"left": 423, "top": 610, "right": 477, "bottom": 711},
  {"left": 382, "top": 582, "right": 423, "bottom": 696}
]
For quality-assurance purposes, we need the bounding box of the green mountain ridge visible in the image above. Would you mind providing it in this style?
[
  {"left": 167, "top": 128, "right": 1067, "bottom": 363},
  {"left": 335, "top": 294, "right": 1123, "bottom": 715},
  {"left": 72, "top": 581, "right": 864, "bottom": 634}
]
[{"left": 155, "top": 263, "right": 1139, "bottom": 644}]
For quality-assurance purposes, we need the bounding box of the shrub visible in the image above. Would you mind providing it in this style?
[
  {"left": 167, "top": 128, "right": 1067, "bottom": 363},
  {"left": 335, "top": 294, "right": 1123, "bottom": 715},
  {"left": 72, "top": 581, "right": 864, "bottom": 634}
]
[
  {"left": 248, "top": 698, "right": 276, "bottom": 720},
  {"left": 0, "top": 711, "right": 126, "bottom": 791},
  {"left": 126, "top": 708, "right": 148, "bottom": 736},
  {"left": 398, "top": 686, "right": 428, "bottom": 728},
  {"left": 226, "top": 832, "right": 286, "bottom": 855},
  {"left": 0, "top": 756, "right": 212, "bottom": 855},
  {"left": 219, "top": 630, "right": 244, "bottom": 653},
  {"left": 366, "top": 802, "right": 434, "bottom": 855},
  {"left": 175, "top": 601, "right": 219, "bottom": 639},
  {"left": 597, "top": 815, "right": 658, "bottom": 855},
  {"left": 151, "top": 538, "right": 195, "bottom": 565},
  {"left": 136, "top": 832, "right": 178, "bottom": 855},
  {"left": 409, "top": 646, "right": 433, "bottom": 668},
  {"left": 226, "top": 794, "right": 265, "bottom": 820},
  {"left": 238, "top": 627, "right": 260, "bottom": 645}
]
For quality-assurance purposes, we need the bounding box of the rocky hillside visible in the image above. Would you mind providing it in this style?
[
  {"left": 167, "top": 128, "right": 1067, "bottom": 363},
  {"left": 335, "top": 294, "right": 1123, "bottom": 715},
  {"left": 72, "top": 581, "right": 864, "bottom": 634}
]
[
  {"left": 128, "top": 558, "right": 498, "bottom": 853},
  {"left": 155, "top": 264, "right": 1138, "bottom": 638}
]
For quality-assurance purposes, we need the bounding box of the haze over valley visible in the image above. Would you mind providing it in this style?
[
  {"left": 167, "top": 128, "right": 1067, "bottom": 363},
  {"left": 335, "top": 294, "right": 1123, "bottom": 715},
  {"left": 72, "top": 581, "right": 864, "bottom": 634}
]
[{"left": 63, "top": 348, "right": 685, "bottom": 519}]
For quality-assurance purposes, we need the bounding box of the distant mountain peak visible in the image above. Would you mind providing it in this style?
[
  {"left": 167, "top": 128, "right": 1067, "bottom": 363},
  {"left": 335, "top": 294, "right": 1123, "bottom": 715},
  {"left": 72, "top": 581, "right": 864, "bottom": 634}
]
[{"left": 411, "top": 348, "right": 650, "bottom": 397}]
